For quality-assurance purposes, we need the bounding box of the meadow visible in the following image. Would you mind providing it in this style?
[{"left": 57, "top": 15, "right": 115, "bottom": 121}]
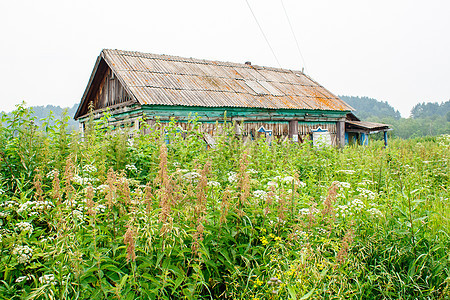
[{"left": 0, "top": 105, "right": 449, "bottom": 299}]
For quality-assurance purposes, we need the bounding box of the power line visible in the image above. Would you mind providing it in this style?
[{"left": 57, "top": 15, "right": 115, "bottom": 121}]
[
  {"left": 280, "top": 0, "right": 308, "bottom": 73},
  {"left": 244, "top": 0, "right": 282, "bottom": 68}
]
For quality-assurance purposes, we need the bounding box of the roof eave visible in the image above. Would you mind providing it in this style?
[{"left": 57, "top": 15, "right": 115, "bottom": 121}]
[{"left": 74, "top": 55, "right": 103, "bottom": 120}]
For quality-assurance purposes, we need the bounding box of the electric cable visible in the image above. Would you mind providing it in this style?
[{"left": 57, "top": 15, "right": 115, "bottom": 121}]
[
  {"left": 244, "top": 0, "right": 282, "bottom": 68},
  {"left": 280, "top": 0, "right": 308, "bottom": 73}
]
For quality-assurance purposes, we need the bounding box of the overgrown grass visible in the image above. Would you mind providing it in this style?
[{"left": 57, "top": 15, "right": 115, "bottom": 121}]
[{"left": 0, "top": 105, "right": 449, "bottom": 299}]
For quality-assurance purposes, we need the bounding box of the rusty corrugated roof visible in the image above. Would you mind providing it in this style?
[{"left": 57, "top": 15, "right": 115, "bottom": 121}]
[{"left": 101, "top": 49, "right": 354, "bottom": 111}]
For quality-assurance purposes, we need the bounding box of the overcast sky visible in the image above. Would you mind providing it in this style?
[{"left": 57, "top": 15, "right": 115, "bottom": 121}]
[{"left": 1, "top": 0, "right": 449, "bottom": 117}]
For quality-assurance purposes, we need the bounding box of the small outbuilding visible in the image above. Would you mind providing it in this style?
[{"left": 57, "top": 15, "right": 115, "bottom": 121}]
[{"left": 74, "top": 49, "right": 388, "bottom": 146}]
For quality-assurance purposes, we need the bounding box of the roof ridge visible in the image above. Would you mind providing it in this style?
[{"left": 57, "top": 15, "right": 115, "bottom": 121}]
[{"left": 102, "top": 48, "right": 302, "bottom": 74}]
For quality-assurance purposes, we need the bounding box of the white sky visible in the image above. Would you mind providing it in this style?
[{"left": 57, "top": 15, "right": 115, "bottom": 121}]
[{"left": 1, "top": 0, "right": 449, "bottom": 117}]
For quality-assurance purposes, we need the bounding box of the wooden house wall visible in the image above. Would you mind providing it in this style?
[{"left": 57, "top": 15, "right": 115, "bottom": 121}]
[
  {"left": 140, "top": 118, "right": 337, "bottom": 145},
  {"left": 91, "top": 69, "right": 131, "bottom": 111}
]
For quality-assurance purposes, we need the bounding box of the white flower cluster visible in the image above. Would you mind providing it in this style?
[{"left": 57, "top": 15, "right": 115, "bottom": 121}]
[
  {"left": 336, "top": 199, "right": 368, "bottom": 218},
  {"left": 96, "top": 184, "right": 109, "bottom": 193},
  {"left": 227, "top": 172, "right": 238, "bottom": 183},
  {"left": 253, "top": 190, "right": 267, "bottom": 200},
  {"left": 337, "top": 170, "right": 356, "bottom": 175},
  {"left": 356, "top": 187, "right": 377, "bottom": 200},
  {"left": 72, "top": 175, "right": 97, "bottom": 185},
  {"left": 247, "top": 168, "right": 258, "bottom": 174},
  {"left": 0, "top": 233, "right": 2, "bottom": 243},
  {"left": 46, "top": 170, "right": 58, "bottom": 180},
  {"left": 358, "top": 179, "right": 375, "bottom": 186},
  {"left": 17, "top": 200, "right": 54, "bottom": 214},
  {"left": 0, "top": 200, "right": 18, "bottom": 209},
  {"left": 317, "top": 227, "right": 328, "bottom": 234},
  {"left": 350, "top": 199, "right": 365, "bottom": 211},
  {"left": 437, "top": 134, "right": 450, "bottom": 147},
  {"left": 336, "top": 205, "right": 351, "bottom": 218},
  {"left": 293, "top": 230, "right": 307, "bottom": 239},
  {"left": 82, "top": 164, "right": 97, "bottom": 173},
  {"left": 334, "top": 181, "right": 351, "bottom": 189},
  {"left": 16, "top": 222, "right": 33, "bottom": 235},
  {"left": 15, "top": 275, "right": 30, "bottom": 283},
  {"left": 97, "top": 204, "right": 107, "bottom": 214},
  {"left": 182, "top": 171, "right": 201, "bottom": 182},
  {"left": 72, "top": 209, "right": 85, "bottom": 221},
  {"left": 207, "top": 181, "right": 221, "bottom": 187},
  {"left": 12, "top": 245, "right": 33, "bottom": 264},
  {"left": 125, "top": 164, "right": 137, "bottom": 172},
  {"left": 39, "top": 274, "right": 57, "bottom": 285},
  {"left": 0, "top": 188, "right": 4, "bottom": 195},
  {"left": 367, "top": 207, "right": 383, "bottom": 217},
  {"left": 267, "top": 181, "right": 278, "bottom": 188},
  {"left": 299, "top": 207, "right": 320, "bottom": 215}
]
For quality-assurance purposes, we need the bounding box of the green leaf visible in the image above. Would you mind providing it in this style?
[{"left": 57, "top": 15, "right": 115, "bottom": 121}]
[
  {"left": 299, "top": 289, "right": 315, "bottom": 300},
  {"left": 287, "top": 285, "right": 297, "bottom": 300}
]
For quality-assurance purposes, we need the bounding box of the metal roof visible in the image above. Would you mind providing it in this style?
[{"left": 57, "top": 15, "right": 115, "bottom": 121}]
[
  {"left": 99, "top": 49, "right": 354, "bottom": 111},
  {"left": 346, "top": 120, "right": 391, "bottom": 130}
]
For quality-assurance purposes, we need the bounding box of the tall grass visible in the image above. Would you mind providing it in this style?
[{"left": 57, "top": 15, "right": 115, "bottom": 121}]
[{"left": 0, "top": 105, "right": 449, "bottom": 299}]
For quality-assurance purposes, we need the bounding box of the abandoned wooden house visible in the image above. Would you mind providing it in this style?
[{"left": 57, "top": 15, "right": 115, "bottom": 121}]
[{"left": 74, "top": 49, "right": 390, "bottom": 146}]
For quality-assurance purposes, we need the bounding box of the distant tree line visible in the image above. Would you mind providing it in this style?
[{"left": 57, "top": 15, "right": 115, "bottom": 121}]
[
  {"left": 1, "top": 103, "right": 79, "bottom": 130},
  {"left": 410, "top": 101, "right": 450, "bottom": 120},
  {"left": 339, "top": 96, "right": 401, "bottom": 120},
  {"left": 340, "top": 96, "right": 449, "bottom": 139}
]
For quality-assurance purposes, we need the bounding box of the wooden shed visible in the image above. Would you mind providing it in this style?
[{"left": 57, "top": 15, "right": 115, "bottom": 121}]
[{"left": 75, "top": 49, "right": 364, "bottom": 146}]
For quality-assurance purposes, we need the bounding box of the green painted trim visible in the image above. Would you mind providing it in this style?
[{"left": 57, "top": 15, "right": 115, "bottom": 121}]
[
  {"left": 141, "top": 105, "right": 349, "bottom": 119},
  {"left": 80, "top": 104, "right": 350, "bottom": 123}
]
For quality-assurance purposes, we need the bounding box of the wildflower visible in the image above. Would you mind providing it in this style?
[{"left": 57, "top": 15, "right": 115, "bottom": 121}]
[
  {"left": 367, "top": 207, "right": 383, "bottom": 217},
  {"left": 337, "top": 227, "right": 354, "bottom": 264},
  {"left": 123, "top": 226, "right": 136, "bottom": 262},
  {"left": 46, "top": 170, "right": 58, "bottom": 180},
  {"left": 96, "top": 204, "right": 107, "bottom": 214},
  {"left": 72, "top": 210, "right": 84, "bottom": 221},
  {"left": 82, "top": 164, "right": 97, "bottom": 173},
  {"left": 267, "top": 277, "right": 282, "bottom": 286},
  {"left": 39, "top": 274, "right": 57, "bottom": 285},
  {"left": 0, "top": 200, "right": 18, "bottom": 209},
  {"left": 335, "top": 181, "right": 351, "bottom": 189},
  {"left": 207, "top": 180, "right": 221, "bottom": 187},
  {"left": 336, "top": 205, "right": 349, "bottom": 218},
  {"left": 356, "top": 187, "right": 377, "bottom": 200},
  {"left": 17, "top": 200, "right": 54, "bottom": 215},
  {"left": 260, "top": 236, "right": 269, "bottom": 245},
  {"left": 253, "top": 190, "right": 267, "bottom": 199},
  {"left": 247, "top": 168, "right": 258, "bottom": 174},
  {"left": 125, "top": 164, "right": 137, "bottom": 172},
  {"left": 267, "top": 181, "right": 278, "bottom": 188},
  {"left": 350, "top": 199, "right": 365, "bottom": 211},
  {"left": 16, "top": 222, "right": 33, "bottom": 235},
  {"left": 297, "top": 181, "right": 307, "bottom": 188},
  {"left": 227, "top": 171, "right": 237, "bottom": 183},
  {"left": 337, "top": 170, "right": 356, "bottom": 175},
  {"left": 12, "top": 245, "right": 33, "bottom": 264},
  {"left": 182, "top": 172, "right": 201, "bottom": 182},
  {"left": 96, "top": 184, "right": 109, "bottom": 193},
  {"left": 15, "top": 276, "right": 29, "bottom": 283}
]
